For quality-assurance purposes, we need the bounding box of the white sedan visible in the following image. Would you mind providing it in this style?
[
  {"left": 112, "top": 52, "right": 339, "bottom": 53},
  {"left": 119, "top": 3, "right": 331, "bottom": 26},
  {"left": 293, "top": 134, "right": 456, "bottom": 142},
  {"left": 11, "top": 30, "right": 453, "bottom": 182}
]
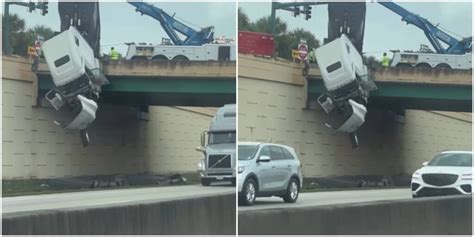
[{"left": 411, "top": 150, "right": 472, "bottom": 198}]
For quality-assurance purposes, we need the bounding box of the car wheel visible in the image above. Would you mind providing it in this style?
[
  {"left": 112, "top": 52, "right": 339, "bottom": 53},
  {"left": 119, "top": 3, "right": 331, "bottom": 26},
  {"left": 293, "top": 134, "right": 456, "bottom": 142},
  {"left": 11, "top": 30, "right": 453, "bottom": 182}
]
[
  {"left": 240, "top": 178, "right": 257, "bottom": 206},
  {"left": 283, "top": 178, "right": 299, "bottom": 203},
  {"left": 201, "top": 178, "right": 211, "bottom": 186}
]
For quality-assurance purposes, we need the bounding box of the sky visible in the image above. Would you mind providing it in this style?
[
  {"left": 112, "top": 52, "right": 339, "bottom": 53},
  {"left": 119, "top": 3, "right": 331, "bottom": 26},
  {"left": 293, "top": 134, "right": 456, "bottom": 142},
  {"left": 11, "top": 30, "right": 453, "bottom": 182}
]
[
  {"left": 5, "top": 1, "right": 236, "bottom": 55},
  {"left": 239, "top": 1, "right": 472, "bottom": 59},
  {"left": 4, "top": 1, "right": 472, "bottom": 60}
]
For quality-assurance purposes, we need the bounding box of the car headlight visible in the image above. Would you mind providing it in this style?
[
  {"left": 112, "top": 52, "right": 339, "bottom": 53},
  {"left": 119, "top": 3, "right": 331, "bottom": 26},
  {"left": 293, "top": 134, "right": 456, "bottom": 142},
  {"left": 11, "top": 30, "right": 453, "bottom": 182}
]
[
  {"left": 412, "top": 172, "right": 420, "bottom": 178},
  {"left": 238, "top": 166, "right": 245, "bottom": 174}
]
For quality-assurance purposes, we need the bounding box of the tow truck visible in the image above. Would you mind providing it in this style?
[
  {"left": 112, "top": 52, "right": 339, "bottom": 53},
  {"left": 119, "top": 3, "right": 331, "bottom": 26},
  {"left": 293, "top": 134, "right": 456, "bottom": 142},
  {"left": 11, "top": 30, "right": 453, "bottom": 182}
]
[
  {"left": 125, "top": 2, "right": 235, "bottom": 61},
  {"left": 325, "top": 1, "right": 472, "bottom": 69},
  {"left": 379, "top": 2, "right": 472, "bottom": 69}
]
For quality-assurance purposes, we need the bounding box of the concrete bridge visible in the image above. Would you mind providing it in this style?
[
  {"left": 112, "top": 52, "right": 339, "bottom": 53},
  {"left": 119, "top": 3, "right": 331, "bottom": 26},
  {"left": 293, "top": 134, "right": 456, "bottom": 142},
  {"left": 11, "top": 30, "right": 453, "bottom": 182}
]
[
  {"left": 307, "top": 63, "right": 472, "bottom": 112},
  {"left": 4, "top": 56, "right": 236, "bottom": 107},
  {"left": 239, "top": 54, "right": 471, "bottom": 112}
]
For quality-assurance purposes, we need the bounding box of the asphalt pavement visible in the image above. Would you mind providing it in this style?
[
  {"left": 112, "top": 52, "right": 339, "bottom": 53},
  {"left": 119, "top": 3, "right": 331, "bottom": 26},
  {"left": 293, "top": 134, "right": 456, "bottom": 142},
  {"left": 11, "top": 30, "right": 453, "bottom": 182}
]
[
  {"left": 3, "top": 184, "right": 235, "bottom": 215},
  {"left": 239, "top": 188, "right": 412, "bottom": 211}
]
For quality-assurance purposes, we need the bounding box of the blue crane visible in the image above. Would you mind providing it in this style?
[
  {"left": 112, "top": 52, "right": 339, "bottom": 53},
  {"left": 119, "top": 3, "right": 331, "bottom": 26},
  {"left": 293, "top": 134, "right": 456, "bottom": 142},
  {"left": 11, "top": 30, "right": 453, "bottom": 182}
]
[
  {"left": 128, "top": 1, "right": 214, "bottom": 46},
  {"left": 378, "top": 2, "right": 471, "bottom": 54}
]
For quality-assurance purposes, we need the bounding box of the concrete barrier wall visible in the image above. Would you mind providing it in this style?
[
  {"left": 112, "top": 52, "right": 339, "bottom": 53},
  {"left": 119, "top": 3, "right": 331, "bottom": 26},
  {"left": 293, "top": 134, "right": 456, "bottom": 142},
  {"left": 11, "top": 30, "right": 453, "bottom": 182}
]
[
  {"left": 147, "top": 106, "right": 216, "bottom": 174},
  {"left": 398, "top": 110, "right": 472, "bottom": 173},
  {"left": 2, "top": 193, "right": 235, "bottom": 235},
  {"left": 238, "top": 195, "right": 472, "bottom": 235}
]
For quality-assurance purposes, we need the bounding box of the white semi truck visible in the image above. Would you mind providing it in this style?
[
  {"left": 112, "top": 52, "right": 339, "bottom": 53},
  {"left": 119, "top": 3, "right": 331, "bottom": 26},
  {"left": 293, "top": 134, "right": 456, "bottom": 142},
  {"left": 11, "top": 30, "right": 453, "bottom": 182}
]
[
  {"left": 197, "top": 104, "right": 236, "bottom": 186},
  {"left": 42, "top": 27, "right": 108, "bottom": 146},
  {"left": 315, "top": 34, "right": 377, "bottom": 148}
]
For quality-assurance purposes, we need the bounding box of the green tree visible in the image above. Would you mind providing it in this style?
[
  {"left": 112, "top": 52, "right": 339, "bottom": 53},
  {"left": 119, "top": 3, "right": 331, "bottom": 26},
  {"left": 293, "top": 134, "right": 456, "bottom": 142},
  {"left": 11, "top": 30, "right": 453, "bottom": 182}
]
[
  {"left": 2, "top": 13, "right": 26, "bottom": 54},
  {"left": 252, "top": 16, "right": 288, "bottom": 35},
  {"left": 29, "top": 25, "right": 55, "bottom": 40},
  {"left": 238, "top": 8, "right": 252, "bottom": 31},
  {"left": 2, "top": 14, "right": 55, "bottom": 56},
  {"left": 363, "top": 55, "right": 381, "bottom": 69}
]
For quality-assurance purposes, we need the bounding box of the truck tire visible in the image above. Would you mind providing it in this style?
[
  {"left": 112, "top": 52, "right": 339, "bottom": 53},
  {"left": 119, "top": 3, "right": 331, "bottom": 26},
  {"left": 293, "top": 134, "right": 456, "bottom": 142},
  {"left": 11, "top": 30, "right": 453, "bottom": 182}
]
[
  {"left": 239, "top": 178, "right": 257, "bottom": 206},
  {"left": 201, "top": 178, "right": 211, "bottom": 186},
  {"left": 283, "top": 178, "right": 300, "bottom": 203},
  {"left": 172, "top": 55, "right": 189, "bottom": 61}
]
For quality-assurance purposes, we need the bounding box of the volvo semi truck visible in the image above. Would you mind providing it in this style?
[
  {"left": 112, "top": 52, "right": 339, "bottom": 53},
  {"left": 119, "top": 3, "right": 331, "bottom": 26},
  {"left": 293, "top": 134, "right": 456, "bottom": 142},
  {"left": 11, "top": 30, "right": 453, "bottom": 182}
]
[{"left": 196, "top": 104, "right": 236, "bottom": 186}]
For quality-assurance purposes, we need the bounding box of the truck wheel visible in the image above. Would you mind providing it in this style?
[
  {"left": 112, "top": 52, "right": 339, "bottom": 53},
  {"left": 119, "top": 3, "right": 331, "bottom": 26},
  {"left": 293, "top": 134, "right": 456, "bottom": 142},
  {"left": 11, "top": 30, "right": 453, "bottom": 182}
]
[
  {"left": 283, "top": 178, "right": 299, "bottom": 203},
  {"left": 172, "top": 55, "right": 189, "bottom": 61},
  {"left": 201, "top": 178, "right": 211, "bottom": 186},
  {"left": 239, "top": 178, "right": 257, "bottom": 206},
  {"left": 415, "top": 63, "right": 431, "bottom": 69},
  {"left": 152, "top": 55, "right": 168, "bottom": 61},
  {"left": 435, "top": 63, "right": 451, "bottom": 70},
  {"left": 395, "top": 63, "right": 412, "bottom": 68}
]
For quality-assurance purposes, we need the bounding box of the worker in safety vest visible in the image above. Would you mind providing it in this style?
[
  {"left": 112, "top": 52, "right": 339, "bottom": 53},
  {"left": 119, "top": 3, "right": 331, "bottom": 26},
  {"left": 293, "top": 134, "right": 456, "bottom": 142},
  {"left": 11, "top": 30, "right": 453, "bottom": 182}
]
[
  {"left": 381, "top": 52, "right": 390, "bottom": 68},
  {"left": 110, "top": 47, "right": 119, "bottom": 60}
]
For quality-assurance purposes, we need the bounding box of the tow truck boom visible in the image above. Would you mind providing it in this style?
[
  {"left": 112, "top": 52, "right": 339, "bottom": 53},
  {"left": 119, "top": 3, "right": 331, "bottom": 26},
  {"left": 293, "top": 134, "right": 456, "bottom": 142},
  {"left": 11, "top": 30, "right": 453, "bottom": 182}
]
[
  {"left": 128, "top": 1, "right": 214, "bottom": 46},
  {"left": 379, "top": 2, "right": 471, "bottom": 54}
]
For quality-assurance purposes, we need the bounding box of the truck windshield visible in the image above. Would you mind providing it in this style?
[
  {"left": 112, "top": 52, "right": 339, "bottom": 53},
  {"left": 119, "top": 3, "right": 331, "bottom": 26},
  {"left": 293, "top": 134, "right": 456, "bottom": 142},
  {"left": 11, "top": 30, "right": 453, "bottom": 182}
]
[
  {"left": 238, "top": 145, "right": 258, "bottom": 160},
  {"left": 428, "top": 153, "right": 472, "bottom": 167},
  {"left": 208, "top": 132, "right": 236, "bottom": 145}
]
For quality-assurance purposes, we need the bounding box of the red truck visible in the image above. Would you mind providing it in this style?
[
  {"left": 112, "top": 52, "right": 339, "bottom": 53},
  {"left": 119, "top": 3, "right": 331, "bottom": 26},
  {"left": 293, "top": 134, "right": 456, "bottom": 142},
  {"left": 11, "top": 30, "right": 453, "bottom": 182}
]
[{"left": 238, "top": 31, "right": 274, "bottom": 57}]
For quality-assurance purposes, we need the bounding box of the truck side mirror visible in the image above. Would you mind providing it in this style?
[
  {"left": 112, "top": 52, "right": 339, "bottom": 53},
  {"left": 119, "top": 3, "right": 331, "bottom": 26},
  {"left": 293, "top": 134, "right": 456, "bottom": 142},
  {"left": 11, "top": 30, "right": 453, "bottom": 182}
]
[
  {"left": 196, "top": 146, "right": 205, "bottom": 152},
  {"left": 200, "top": 131, "right": 208, "bottom": 147},
  {"left": 422, "top": 161, "right": 429, "bottom": 166}
]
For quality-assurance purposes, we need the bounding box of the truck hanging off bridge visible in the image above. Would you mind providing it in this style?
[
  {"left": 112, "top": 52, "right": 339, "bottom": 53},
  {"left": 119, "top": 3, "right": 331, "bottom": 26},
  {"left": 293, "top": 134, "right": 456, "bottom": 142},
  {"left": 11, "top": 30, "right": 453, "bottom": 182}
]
[
  {"left": 255, "top": 1, "right": 471, "bottom": 147},
  {"left": 27, "top": 1, "right": 236, "bottom": 146}
]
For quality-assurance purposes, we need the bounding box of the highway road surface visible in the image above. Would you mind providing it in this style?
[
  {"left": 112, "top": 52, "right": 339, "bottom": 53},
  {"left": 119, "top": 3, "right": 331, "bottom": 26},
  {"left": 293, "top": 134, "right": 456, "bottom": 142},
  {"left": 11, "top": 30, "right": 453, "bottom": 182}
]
[
  {"left": 239, "top": 188, "right": 412, "bottom": 211},
  {"left": 3, "top": 184, "right": 235, "bottom": 215}
]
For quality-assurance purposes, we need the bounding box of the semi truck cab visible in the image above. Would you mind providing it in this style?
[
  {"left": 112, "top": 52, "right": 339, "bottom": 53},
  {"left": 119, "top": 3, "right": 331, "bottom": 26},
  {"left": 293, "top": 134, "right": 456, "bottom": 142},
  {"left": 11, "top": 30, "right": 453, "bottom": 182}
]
[
  {"left": 42, "top": 27, "right": 108, "bottom": 146},
  {"left": 197, "top": 104, "right": 236, "bottom": 186}
]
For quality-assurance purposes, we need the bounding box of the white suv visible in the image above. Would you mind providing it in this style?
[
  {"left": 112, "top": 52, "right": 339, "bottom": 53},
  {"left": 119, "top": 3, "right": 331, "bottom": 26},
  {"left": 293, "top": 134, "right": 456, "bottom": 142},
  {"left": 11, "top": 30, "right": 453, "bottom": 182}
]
[
  {"left": 411, "top": 150, "right": 472, "bottom": 198},
  {"left": 238, "top": 142, "right": 303, "bottom": 206}
]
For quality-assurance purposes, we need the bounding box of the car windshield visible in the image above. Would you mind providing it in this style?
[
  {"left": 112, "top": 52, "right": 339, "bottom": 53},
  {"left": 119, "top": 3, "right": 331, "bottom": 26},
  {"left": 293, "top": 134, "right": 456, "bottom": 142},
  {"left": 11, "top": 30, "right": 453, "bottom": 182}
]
[
  {"left": 208, "top": 132, "right": 236, "bottom": 145},
  {"left": 428, "top": 153, "right": 472, "bottom": 167},
  {"left": 239, "top": 145, "right": 258, "bottom": 160}
]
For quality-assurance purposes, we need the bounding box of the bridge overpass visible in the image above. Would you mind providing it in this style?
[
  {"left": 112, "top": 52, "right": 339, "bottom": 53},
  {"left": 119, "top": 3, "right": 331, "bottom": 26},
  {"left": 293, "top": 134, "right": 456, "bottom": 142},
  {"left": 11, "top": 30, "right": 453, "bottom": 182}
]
[
  {"left": 5, "top": 56, "right": 236, "bottom": 107},
  {"left": 238, "top": 54, "right": 471, "bottom": 112},
  {"left": 306, "top": 64, "right": 472, "bottom": 112}
]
